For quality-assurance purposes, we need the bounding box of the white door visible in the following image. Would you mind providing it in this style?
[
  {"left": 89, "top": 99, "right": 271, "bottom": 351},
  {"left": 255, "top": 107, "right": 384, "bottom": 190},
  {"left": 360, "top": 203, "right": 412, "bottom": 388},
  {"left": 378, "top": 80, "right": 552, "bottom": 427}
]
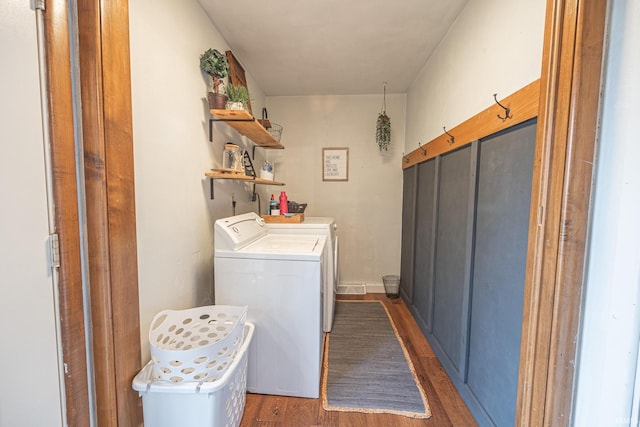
[{"left": 0, "top": 2, "right": 65, "bottom": 426}]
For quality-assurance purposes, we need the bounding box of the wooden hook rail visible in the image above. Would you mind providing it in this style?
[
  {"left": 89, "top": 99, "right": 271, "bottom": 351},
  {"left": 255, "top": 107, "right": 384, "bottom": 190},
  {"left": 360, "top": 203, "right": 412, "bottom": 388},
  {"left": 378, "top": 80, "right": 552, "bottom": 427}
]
[{"left": 402, "top": 79, "right": 540, "bottom": 169}]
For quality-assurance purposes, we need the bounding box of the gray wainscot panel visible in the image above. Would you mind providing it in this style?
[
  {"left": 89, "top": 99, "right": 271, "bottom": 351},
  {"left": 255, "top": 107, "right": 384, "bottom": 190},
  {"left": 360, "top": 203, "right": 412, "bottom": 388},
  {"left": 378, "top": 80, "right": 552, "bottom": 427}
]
[
  {"left": 432, "top": 144, "right": 473, "bottom": 373},
  {"left": 466, "top": 120, "right": 536, "bottom": 426},
  {"left": 401, "top": 119, "right": 537, "bottom": 427},
  {"left": 400, "top": 165, "right": 417, "bottom": 302},
  {"left": 412, "top": 158, "right": 437, "bottom": 331}
]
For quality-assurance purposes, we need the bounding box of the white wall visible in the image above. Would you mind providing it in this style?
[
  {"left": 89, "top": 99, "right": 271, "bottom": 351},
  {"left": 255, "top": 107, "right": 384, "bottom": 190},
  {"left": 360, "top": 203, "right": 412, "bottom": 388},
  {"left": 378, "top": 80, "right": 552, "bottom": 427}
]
[
  {"left": 405, "top": 0, "right": 546, "bottom": 152},
  {"left": 0, "top": 2, "right": 64, "bottom": 426},
  {"left": 573, "top": 1, "right": 640, "bottom": 425},
  {"left": 265, "top": 94, "right": 406, "bottom": 287},
  {"left": 129, "top": 0, "right": 269, "bottom": 361}
]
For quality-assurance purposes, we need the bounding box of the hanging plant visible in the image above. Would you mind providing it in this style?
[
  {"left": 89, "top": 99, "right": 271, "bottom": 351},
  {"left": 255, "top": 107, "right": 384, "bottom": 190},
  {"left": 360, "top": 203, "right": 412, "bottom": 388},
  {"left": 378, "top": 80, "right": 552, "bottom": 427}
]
[
  {"left": 376, "top": 112, "right": 391, "bottom": 151},
  {"left": 376, "top": 82, "right": 391, "bottom": 151}
]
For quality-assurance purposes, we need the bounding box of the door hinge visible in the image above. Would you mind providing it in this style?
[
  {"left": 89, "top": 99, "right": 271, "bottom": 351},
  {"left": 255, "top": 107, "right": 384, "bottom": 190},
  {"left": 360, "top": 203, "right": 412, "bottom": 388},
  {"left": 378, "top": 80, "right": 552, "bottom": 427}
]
[
  {"left": 50, "top": 233, "right": 60, "bottom": 268},
  {"left": 35, "top": 0, "right": 45, "bottom": 11}
]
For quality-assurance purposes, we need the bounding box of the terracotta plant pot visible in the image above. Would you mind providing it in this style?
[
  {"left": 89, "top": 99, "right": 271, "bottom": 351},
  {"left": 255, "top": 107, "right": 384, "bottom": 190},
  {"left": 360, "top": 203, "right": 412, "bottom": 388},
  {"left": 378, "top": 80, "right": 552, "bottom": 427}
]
[{"left": 208, "top": 92, "right": 228, "bottom": 109}]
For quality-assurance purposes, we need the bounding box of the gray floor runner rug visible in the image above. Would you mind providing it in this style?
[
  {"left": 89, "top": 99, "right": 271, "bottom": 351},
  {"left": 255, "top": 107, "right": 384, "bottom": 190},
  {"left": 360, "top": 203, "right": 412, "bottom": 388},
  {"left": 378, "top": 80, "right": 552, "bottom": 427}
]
[{"left": 322, "top": 300, "right": 431, "bottom": 419}]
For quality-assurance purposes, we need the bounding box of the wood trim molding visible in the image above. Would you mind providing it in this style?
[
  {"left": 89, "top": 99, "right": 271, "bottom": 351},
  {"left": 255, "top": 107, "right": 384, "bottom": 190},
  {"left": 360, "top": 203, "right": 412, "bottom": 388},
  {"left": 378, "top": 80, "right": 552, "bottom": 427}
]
[
  {"left": 100, "top": 1, "right": 143, "bottom": 423},
  {"left": 516, "top": 0, "right": 608, "bottom": 425},
  {"left": 77, "top": 0, "right": 142, "bottom": 424},
  {"left": 402, "top": 79, "right": 540, "bottom": 169},
  {"left": 77, "top": 0, "right": 119, "bottom": 423},
  {"left": 42, "top": 1, "right": 91, "bottom": 425}
]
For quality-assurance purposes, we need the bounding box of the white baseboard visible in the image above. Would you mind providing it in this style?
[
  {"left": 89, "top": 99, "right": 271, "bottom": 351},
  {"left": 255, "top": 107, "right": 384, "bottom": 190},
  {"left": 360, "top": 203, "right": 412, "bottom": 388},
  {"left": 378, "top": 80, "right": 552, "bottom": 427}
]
[
  {"left": 336, "top": 283, "right": 386, "bottom": 294},
  {"left": 336, "top": 283, "right": 366, "bottom": 295},
  {"left": 365, "top": 283, "right": 385, "bottom": 293}
]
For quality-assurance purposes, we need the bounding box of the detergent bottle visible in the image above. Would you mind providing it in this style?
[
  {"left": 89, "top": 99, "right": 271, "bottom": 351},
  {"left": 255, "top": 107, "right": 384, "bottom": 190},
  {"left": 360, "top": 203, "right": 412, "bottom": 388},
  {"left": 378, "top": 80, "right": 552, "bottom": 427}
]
[{"left": 279, "top": 191, "right": 288, "bottom": 215}]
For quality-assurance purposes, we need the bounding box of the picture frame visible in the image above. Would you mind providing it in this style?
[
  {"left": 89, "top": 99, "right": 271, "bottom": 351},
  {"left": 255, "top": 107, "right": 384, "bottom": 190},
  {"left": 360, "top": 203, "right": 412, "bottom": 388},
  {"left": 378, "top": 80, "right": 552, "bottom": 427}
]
[
  {"left": 322, "top": 147, "right": 349, "bottom": 181},
  {"left": 225, "top": 50, "right": 252, "bottom": 115}
]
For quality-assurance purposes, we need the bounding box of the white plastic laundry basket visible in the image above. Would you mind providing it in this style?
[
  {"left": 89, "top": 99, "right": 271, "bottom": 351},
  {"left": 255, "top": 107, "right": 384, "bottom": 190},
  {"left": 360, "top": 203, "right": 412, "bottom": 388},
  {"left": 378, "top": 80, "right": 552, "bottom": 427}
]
[
  {"left": 148, "top": 305, "right": 247, "bottom": 383},
  {"left": 133, "top": 322, "right": 254, "bottom": 427}
]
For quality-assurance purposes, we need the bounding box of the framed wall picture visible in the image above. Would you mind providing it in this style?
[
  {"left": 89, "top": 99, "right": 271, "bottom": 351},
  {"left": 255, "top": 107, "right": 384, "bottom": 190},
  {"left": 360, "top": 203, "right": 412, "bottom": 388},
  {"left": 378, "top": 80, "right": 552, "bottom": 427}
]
[{"left": 323, "top": 147, "right": 349, "bottom": 181}]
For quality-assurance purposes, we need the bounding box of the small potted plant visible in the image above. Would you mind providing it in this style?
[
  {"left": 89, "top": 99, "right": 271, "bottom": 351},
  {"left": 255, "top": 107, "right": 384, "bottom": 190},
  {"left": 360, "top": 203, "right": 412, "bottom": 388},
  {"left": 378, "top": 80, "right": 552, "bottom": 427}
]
[
  {"left": 225, "top": 84, "right": 251, "bottom": 110},
  {"left": 200, "top": 48, "right": 229, "bottom": 109}
]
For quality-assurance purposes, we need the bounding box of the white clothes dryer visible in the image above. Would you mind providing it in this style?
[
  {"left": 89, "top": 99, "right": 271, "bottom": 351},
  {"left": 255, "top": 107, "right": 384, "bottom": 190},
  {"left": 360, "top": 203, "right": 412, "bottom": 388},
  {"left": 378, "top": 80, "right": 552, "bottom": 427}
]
[
  {"left": 214, "top": 212, "right": 327, "bottom": 399},
  {"left": 266, "top": 217, "right": 338, "bottom": 332}
]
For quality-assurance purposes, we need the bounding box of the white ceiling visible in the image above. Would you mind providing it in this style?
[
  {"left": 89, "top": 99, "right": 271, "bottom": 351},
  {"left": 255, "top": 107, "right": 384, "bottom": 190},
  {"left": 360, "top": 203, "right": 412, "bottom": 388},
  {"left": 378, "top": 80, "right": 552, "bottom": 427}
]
[{"left": 197, "top": 0, "right": 468, "bottom": 96}]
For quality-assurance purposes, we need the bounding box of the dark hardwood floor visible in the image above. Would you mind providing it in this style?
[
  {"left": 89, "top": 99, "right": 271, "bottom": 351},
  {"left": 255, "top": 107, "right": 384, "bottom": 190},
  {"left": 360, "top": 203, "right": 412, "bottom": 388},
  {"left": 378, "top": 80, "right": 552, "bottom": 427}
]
[{"left": 240, "top": 293, "right": 477, "bottom": 426}]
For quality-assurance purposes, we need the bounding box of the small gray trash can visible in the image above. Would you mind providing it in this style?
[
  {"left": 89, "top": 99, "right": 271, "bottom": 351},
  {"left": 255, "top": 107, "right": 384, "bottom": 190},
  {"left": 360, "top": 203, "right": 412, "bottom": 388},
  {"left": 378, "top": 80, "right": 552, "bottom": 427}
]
[{"left": 382, "top": 275, "right": 400, "bottom": 299}]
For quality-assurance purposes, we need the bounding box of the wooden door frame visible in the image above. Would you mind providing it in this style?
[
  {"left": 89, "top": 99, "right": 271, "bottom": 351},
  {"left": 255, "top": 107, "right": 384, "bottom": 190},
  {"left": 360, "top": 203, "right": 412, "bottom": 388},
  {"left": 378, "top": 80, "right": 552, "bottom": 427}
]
[
  {"left": 77, "top": 0, "right": 143, "bottom": 424},
  {"left": 42, "top": 1, "right": 90, "bottom": 425},
  {"left": 516, "top": 0, "right": 608, "bottom": 425},
  {"left": 44, "top": 0, "right": 142, "bottom": 425}
]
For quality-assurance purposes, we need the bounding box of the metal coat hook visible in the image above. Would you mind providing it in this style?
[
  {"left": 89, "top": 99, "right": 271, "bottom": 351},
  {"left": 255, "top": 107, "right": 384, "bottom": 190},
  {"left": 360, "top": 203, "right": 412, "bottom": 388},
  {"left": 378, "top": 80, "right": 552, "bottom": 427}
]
[
  {"left": 418, "top": 142, "right": 427, "bottom": 156},
  {"left": 443, "top": 127, "right": 455, "bottom": 145},
  {"left": 493, "top": 93, "right": 512, "bottom": 121}
]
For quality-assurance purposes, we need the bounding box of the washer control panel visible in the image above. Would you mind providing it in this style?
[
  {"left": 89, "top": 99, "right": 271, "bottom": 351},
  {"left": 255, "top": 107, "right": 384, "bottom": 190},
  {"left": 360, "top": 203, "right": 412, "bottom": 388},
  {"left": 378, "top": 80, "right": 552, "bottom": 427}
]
[{"left": 214, "top": 212, "right": 267, "bottom": 251}]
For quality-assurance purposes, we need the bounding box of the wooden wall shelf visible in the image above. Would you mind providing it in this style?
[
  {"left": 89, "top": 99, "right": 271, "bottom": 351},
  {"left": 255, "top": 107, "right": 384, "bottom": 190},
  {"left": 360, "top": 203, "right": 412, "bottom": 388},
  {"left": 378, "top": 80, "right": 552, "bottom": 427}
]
[
  {"left": 204, "top": 171, "right": 284, "bottom": 186},
  {"left": 209, "top": 109, "right": 284, "bottom": 149},
  {"left": 204, "top": 171, "right": 284, "bottom": 199}
]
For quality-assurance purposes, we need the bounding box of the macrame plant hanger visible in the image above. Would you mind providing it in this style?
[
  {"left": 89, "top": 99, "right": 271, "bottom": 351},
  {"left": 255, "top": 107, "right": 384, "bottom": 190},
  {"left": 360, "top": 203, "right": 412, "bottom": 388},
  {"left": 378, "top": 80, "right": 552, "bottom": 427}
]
[{"left": 376, "top": 82, "right": 391, "bottom": 151}]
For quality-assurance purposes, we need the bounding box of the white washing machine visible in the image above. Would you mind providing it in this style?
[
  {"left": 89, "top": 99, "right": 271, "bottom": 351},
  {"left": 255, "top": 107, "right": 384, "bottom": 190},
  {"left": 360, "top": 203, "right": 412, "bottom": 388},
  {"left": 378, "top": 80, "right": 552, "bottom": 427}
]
[
  {"left": 266, "top": 217, "right": 338, "bottom": 332},
  {"left": 214, "top": 212, "right": 327, "bottom": 398}
]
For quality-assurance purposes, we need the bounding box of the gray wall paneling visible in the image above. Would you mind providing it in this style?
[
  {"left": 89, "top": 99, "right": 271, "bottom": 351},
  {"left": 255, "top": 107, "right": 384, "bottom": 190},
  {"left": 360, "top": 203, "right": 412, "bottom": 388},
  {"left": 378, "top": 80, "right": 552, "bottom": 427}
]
[
  {"left": 412, "top": 158, "right": 437, "bottom": 330},
  {"left": 400, "top": 119, "right": 536, "bottom": 427},
  {"left": 400, "top": 165, "right": 417, "bottom": 302},
  {"left": 432, "top": 144, "right": 474, "bottom": 373},
  {"left": 466, "top": 122, "right": 536, "bottom": 426}
]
